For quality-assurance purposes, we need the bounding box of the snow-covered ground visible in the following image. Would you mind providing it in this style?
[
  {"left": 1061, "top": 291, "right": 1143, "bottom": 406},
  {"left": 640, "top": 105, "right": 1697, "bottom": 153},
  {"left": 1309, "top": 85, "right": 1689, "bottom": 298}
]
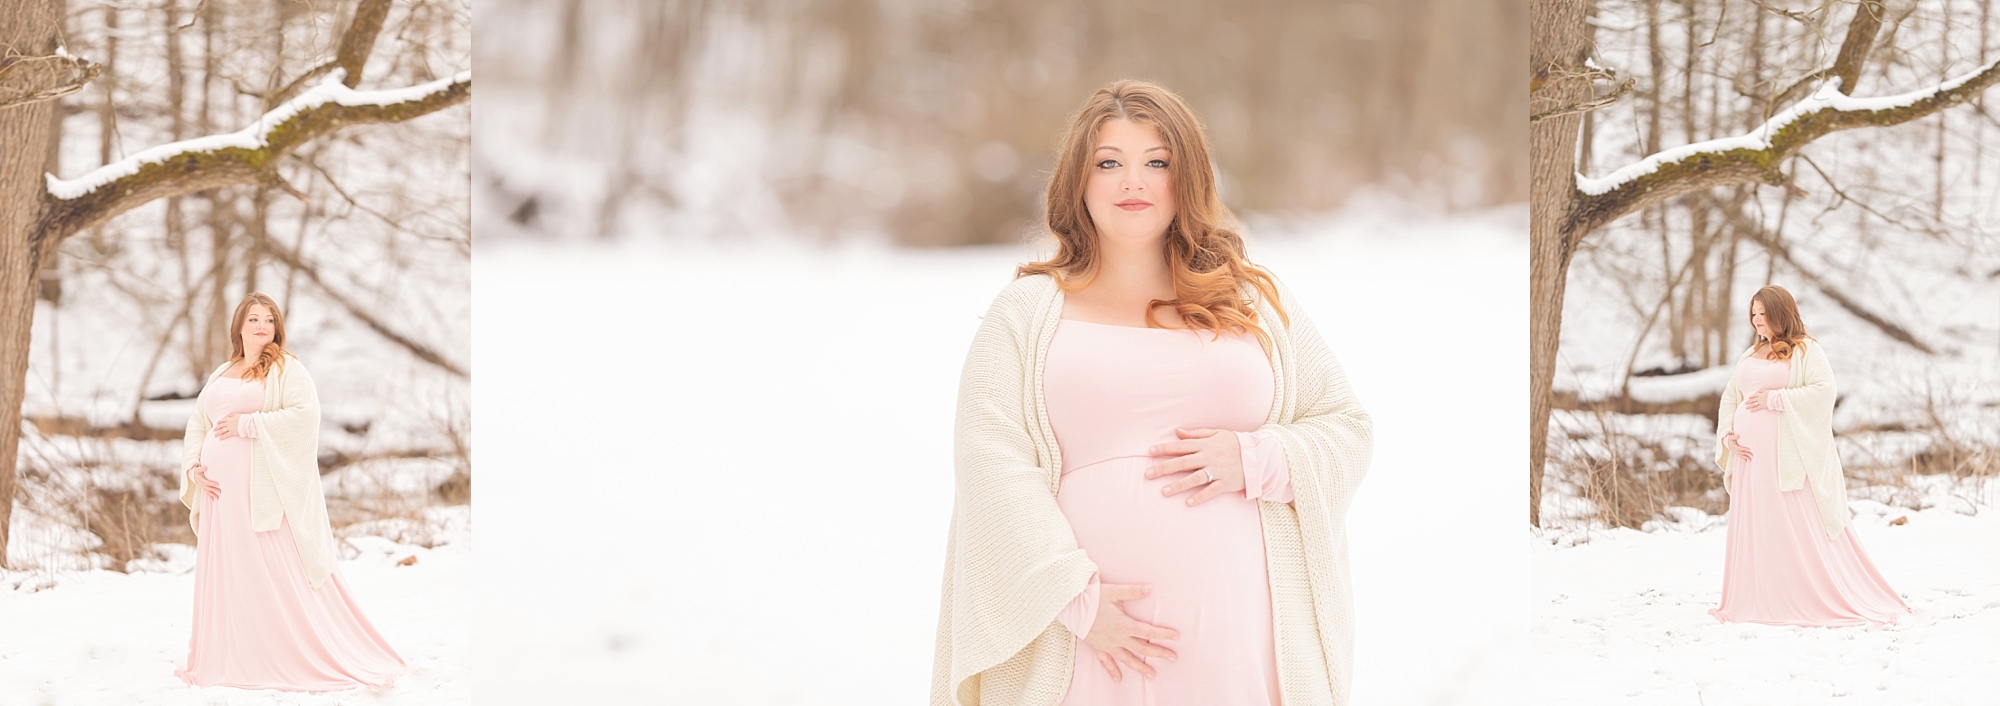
[
  {"left": 0, "top": 507, "right": 471, "bottom": 705},
  {"left": 471, "top": 206, "right": 1527, "bottom": 705},
  {"left": 1531, "top": 488, "right": 2000, "bottom": 705}
]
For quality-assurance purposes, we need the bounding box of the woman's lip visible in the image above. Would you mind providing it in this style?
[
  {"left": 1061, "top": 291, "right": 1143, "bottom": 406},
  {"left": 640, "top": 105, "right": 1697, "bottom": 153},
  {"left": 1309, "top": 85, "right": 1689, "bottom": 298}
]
[{"left": 1116, "top": 200, "right": 1151, "bottom": 211}]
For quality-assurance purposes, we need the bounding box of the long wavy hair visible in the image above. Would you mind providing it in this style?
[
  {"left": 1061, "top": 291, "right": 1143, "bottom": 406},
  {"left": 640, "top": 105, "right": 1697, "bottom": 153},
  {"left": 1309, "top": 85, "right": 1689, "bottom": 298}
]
[
  {"left": 1017, "top": 79, "right": 1287, "bottom": 349},
  {"left": 228, "top": 293, "right": 291, "bottom": 381},
  {"left": 1749, "top": 285, "right": 1810, "bottom": 361}
]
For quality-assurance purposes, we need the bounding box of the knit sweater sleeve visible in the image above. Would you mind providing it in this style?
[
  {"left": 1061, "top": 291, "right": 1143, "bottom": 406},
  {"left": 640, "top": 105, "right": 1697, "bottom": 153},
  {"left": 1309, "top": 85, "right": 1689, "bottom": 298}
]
[
  {"left": 249, "top": 357, "right": 338, "bottom": 589},
  {"left": 1775, "top": 344, "right": 1835, "bottom": 421},
  {"left": 935, "top": 281, "right": 1097, "bottom": 706},
  {"left": 1251, "top": 283, "right": 1371, "bottom": 704},
  {"left": 1255, "top": 288, "right": 1371, "bottom": 524}
]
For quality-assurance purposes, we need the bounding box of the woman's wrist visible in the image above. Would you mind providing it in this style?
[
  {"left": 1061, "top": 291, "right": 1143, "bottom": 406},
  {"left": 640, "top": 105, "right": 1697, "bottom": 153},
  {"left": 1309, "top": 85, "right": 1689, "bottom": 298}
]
[{"left": 1057, "top": 574, "right": 1101, "bottom": 639}]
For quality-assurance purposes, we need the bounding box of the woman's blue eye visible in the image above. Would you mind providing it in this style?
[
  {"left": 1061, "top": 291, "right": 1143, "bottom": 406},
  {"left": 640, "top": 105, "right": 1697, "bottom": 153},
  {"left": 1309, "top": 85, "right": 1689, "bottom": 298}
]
[
  {"left": 1147, "top": 159, "right": 1169, "bottom": 168},
  {"left": 1096, "top": 159, "right": 1120, "bottom": 169}
]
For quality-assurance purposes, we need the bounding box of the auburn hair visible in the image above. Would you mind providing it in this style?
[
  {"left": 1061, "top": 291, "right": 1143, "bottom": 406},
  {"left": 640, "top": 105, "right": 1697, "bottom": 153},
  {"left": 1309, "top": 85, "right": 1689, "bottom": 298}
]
[
  {"left": 228, "top": 292, "right": 291, "bottom": 381},
  {"left": 1749, "top": 285, "right": 1810, "bottom": 361},
  {"left": 1017, "top": 79, "right": 1287, "bottom": 350}
]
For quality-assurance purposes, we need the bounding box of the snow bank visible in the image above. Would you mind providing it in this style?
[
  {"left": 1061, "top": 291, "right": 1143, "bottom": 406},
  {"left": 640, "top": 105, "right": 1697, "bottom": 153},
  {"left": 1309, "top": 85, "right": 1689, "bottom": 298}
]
[
  {"left": 1625, "top": 365, "right": 1734, "bottom": 403},
  {"left": 1532, "top": 496, "right": 2000, "bottom": 705}
]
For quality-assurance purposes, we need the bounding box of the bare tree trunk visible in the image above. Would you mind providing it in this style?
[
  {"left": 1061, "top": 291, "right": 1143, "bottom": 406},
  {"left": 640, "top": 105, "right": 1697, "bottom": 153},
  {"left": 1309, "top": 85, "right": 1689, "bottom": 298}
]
[
  {"left": 1530, "top": 0, "right": 1592, "bottom": 527},
  {"left": 1684, "top": 204, "right": 1711, "bottom": 368},
  {"left": 0, "top": 0, "right": 66, "bottom": 569},
  {"left": 1645, "top": 0, "right": 1665, "bottom": 156}
]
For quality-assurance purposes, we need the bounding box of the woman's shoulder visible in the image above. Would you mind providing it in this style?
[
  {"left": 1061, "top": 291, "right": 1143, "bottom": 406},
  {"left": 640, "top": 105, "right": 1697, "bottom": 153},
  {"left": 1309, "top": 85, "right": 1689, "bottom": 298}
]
[
  {"left": 1797, "top": 336, "right": 1829, "bottom": 362},
  {"left": 985, "top": 273, "right": 1060, "bottom": 318},
  {"left": 1239, "top": 267, "right": 1299, "bottom": 329},
  {"left": 273, "top": 353, "right": 314, "bottom": 381}
]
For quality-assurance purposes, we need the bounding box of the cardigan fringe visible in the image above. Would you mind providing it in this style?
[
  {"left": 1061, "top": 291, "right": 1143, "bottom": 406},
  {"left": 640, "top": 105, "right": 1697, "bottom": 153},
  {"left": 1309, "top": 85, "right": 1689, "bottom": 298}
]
[{"left": 931, "top": 273, "right": 1372, "bottom": 706}]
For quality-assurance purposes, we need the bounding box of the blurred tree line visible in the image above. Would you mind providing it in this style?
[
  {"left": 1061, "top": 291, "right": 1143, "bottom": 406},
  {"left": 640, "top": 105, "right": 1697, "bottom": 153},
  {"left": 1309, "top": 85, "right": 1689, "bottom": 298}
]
[{"left": 476, "top": 0, "right": 1527, "bottom": 245}]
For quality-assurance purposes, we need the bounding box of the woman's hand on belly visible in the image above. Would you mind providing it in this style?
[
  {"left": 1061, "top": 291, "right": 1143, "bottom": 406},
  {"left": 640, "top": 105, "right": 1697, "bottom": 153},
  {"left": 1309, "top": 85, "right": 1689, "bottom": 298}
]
[
  {"left": 1742, "top": 388, "right": 1777, "bottom": 413},
  {"left": 1084, "top": 583, "right": 1181, "bottom": 681},
  {"left": 189, "top": 464, "right": 220, "bottom": 502},
  {"left": 1147, "top": 428, "right": 1244, "bottom": 506},
  {"left": 212, "top": 413, "right": 244, "bottom": 440},
  {"left": 1724, "top": 432, "right": 1752, "bottom": 464}
]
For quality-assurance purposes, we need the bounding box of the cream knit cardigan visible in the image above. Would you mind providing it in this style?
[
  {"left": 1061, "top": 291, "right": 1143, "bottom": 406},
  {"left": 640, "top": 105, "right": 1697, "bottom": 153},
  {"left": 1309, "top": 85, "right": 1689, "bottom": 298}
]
[
  {"left": 931, "top": 273, "right": 1373, "bottom": 706},
  {"left": 179, "top": 354, "right": 339, "bottom": 588},
  {"left": 1713, "top": 339, "right": 1848, "bottom": 539}
]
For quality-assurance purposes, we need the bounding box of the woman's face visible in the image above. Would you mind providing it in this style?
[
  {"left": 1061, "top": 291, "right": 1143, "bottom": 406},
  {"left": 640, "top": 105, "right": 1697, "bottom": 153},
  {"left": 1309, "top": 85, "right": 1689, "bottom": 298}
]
[
  {"left": 241, "top": 305, "right": 277, "bottom": 348},
  {"left": 1082, "top": 118, "right": 1177, "bottom": 247},
  {"left": 1751, "top": 300, "right": 1772, "bottom": 340}
]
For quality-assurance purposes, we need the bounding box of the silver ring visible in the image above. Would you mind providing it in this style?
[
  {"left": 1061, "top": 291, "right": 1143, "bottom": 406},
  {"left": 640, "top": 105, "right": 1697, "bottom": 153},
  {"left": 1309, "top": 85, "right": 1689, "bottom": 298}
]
[{"left": 1198, "top": 469, "right": 1214, "bottom": 484}]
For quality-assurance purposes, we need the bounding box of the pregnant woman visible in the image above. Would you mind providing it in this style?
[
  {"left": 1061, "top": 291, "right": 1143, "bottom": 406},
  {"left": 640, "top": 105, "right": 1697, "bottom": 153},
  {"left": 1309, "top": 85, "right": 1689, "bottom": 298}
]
[
  {"left": 931, "top": 80, "right": 1372, "bottom": 706},
  {"left": 176, "top": 293, "right": 405, "bottom": 689},
  {"left": 1709, "top": 285, "right": 1911, "bottom": 626}
]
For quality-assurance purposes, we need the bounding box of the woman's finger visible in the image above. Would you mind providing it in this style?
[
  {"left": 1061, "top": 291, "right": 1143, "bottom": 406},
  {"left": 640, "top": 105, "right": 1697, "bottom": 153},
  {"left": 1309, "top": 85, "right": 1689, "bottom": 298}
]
[
  {"left": 1186, "top": 481, "right": 1230, "bottom": 506},
  {"left": 1101, "top": 583, "right": 1150, "bottom": 603},
  {"left": 1160, "top": 470, "right": 1209, "bottom": 497},
  {"left": 1147, "top": 440, "right": 1196, "bottom": 458},
  {"left": 1146, "top": 456, "right": 1193, "bottom": 479},
  {"left": 1096, "top": 650, "right": 1121, "bottom": 681},
  {"left": 1112, "top": 646, "right": 1156, "bottom": 679},
  {"left": 1139, "top": 621, "right": 1180, "bottom": 641},
  {"left": 1125, "top": 637, "right": 1178, "bottom": 662}
]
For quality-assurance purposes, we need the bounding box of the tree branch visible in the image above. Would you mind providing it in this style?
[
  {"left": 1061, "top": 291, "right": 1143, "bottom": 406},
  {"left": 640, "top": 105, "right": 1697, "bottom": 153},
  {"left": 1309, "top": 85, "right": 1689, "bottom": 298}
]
[
  {"left": 258, "top": 237, "right": 470, "bottom": 379},
  {"left": 36, "top": 70, "right": 471, "bottom": 244},
  {"left": 0, "top": 51, "right": 100, "bottom": 110},
  {"left": 1768, "top": 66, "right": 1834, "bottom": 116},
  {"left": 1566, "top": 58, "right": 2000, "bottom": 241},
  {"left": 1829, "top": 0, "right": 1886, "bottom": 97},
  {"left": 1720, "top": 205, "right": 1937, "bottom": 354},
  {"left": 1531, "top": 78, "right": 1637, "bottom": 124},
  {"left": 335, "top": 0, "right": 393, "bottom": 89}
]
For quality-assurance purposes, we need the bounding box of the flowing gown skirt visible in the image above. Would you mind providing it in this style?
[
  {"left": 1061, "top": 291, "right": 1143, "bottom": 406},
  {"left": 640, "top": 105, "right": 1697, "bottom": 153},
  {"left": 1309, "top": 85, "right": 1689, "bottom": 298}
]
[
  {"left": 177, "top": 376, "right": 406, "bottom": 690},
  {"left": 1709, "top": 356, "right": 1911, "bottom": 627}
]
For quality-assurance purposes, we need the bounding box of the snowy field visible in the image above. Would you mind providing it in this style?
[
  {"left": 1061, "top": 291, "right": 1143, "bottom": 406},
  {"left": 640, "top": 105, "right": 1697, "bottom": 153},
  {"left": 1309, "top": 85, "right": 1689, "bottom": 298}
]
[
  {"left": 471, "top": 206, "right": 1527, "bottom": 705},
  {"left": 1531, "top": 488, "right": 2000, "bottom": 706},
  {"left": 0, "top": 507, "right": 471, "bottom": 706}
]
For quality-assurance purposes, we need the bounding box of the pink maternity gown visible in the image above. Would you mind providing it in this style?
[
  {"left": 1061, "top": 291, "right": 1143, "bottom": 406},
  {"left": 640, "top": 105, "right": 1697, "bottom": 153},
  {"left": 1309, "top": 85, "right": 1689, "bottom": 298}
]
[
  {"left": 177, "top": 375, "right": 406, "bottom": 690},
  {"left": 1709, "top": 355, "right": 1911, "bottom": 627},
  {"left": 1044, "top": 318, "right": 1292, "bottom": 706}
]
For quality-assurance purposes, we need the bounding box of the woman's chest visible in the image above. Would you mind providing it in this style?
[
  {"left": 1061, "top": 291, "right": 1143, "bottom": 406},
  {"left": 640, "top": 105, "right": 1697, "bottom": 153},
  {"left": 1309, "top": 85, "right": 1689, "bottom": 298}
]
[
  {"left": 1042, "top": 321, "right": 1274, "bottom": 421},
  {"left": 203, "top": 377, "right": 266, "bottom": 417},
  {"left": 1735, "top": 356, "right": 1791, "bottom": 391}
]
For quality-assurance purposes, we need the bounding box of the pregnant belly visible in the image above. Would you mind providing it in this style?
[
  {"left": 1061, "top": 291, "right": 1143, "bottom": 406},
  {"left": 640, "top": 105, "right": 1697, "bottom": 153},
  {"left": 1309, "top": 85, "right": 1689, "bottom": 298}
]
[
  {"left": 1056, "top": 456, "right": 1271, "bottom": 616},
  {"left": 199, "top": 435, "right": 254, "bottom": 485},
  {"left": 1734, "top": 404, "right": 1780, "bottom": 448}
]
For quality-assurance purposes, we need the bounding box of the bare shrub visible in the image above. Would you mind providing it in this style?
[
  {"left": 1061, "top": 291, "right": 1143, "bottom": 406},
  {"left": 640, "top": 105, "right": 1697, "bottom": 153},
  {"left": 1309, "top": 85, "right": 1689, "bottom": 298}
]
[
  {"left": 1548, "top": 404, "right": 1725, "bottom": 530},
  {"left": 79, "top": 468, "right": 195, "bottom": 572}
]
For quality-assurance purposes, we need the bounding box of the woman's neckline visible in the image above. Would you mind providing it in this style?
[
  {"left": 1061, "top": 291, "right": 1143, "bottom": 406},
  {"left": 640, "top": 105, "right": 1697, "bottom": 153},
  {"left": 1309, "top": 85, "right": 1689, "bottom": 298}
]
[{"left": 1059, "top": 317, "right": 1194, "bottom": 332}]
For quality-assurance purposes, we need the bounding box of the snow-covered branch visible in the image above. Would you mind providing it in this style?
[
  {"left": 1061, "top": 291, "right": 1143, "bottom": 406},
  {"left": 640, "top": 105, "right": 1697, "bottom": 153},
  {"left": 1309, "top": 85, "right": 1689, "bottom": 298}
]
[
  {"left": 1565, "top": 57, "right": 2000, "bottom": 239},
  {"left": 36, "top": 69, "right": 471, "bottom": 243}
]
